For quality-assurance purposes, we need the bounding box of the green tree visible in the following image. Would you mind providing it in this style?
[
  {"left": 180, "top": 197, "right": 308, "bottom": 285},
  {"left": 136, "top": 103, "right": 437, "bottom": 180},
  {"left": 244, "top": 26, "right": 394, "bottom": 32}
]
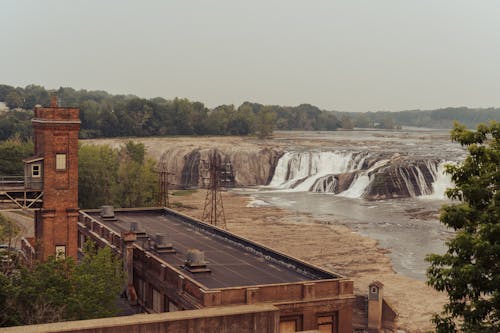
[
  {"left": 0, "top": 135, "right": 33, "bottom": 175},
  {"left": 67, "top": 242, "right": 124, "bottom": 320},
  {"left": 78, "top": 144, "right": 119, "bottom": 209},
  {"left": 0, "top": 107, "right": 34, "bottom": 141},
  {"left": 341, "top": 115, "right": 354, "bottom": 130},
  {"left": 426, "top": 121, "right": 500, "bottom": 332},
  {"left": 4, "top": 91, "right": 23, "bottom": 109},
  {"left": 315, "top": 112, "right": 339, "bottom": 131},
  {"left": 354, "top": 114, "right": 373, "bottom": 128},
  {"left": 0, "top": 85, "right": 16, "bottom": 102},
  {"left": 256, "top": 106, "right": 277, "bottom": 139},
  {"left": 116, "top": 143, "right": 157, "bottom": 207},
  {"left": 377, "top": 115, "right": 395, "bottom": 129},
  {"left": 124, "top": 140, "right": 145, "bottom": 164},
  {"left": 0, "top": 242, "right": 124, "bottom": 327},
  {"left": 229, "top": 104, "right": 255, "bottom": 135},
  {"left": 23, "top": 84, "right": 50, "bottom": 109},
  {"left": 78, "top": 143, "right": 158, "bottom": 209},
  {"left": 0, "top": 213, "right": 20, "bottom": 246}
]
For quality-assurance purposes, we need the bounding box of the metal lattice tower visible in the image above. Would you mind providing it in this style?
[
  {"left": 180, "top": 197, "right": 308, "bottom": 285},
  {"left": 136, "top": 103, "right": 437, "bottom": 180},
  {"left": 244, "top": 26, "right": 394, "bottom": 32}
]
[
  {"left": 201, "top": 151, "right": 234, "bottom": 229},
  {"left": 157, "top": 156, "right": 175, "bottom": 208}
]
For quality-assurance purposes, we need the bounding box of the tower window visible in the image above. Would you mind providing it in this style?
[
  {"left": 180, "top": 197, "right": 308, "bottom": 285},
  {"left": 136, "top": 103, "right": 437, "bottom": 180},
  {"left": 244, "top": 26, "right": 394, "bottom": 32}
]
[
  {"left": 56, "top": 154, "right": 67, "bottom": 170},
  {"left": 32, "top": 164, "right": 41, "bottom": 177},
  {"left": 55, "top": 245, "right": 66, "bottom": 260}
]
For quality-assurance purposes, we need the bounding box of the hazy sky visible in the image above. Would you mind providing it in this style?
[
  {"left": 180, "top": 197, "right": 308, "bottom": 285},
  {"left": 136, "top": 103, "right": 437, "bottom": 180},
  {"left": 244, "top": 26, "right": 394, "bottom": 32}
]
[{"left": 1, "top": 1, "right": 500, "bottom": 112}]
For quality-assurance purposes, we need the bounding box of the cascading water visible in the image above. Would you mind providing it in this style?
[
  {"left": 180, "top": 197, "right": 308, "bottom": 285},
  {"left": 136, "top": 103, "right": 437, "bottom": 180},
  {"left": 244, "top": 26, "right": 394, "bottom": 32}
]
[
  {"left": 420, "top": 161, "right": 455, "bottom": 200},
  {"left": 268, "top": 150, "right": 453, "bottom": 200},
  {"left": 269, "top": 151, "right": 368, "bottom": 192},
  {"left": 338, "top": 159, "right": 389, "bottom": 198}
]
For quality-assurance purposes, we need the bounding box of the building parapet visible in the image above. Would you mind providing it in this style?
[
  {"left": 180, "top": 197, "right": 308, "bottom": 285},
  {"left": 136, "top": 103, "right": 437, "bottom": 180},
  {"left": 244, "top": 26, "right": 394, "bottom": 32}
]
[
  {"left": 0, "top": 304, "right": 280, "bottom": 333},
  {"left": 33, "top": 106, "right": 80, "bottom": 122}
]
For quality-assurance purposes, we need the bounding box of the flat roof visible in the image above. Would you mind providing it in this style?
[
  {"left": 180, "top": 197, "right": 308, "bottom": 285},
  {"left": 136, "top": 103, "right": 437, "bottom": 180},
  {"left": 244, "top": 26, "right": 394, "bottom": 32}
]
[{"left": 85, "top": 208, "right": 338, "bottom": 289}]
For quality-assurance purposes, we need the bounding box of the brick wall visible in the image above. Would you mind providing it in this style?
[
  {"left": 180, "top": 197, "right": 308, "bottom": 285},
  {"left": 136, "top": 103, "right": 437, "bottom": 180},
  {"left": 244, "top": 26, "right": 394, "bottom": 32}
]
[{"left": 33, "top": 103, "right": 80, "bottom": 260}]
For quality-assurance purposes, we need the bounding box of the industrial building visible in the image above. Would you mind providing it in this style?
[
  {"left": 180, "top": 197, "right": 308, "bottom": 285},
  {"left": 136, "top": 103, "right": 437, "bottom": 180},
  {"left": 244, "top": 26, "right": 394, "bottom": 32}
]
[{"left": 77, "top": 206, "right": 356, "bottom": 332}]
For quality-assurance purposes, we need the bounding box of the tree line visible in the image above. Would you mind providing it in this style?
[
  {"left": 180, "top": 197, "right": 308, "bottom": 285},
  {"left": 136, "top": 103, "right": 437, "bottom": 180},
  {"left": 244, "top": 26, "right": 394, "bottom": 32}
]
[
  {"left": 0, "top": 84, "right": 342, "bottom": 140},
  {"left": 334, "top": 108, "right": 500, "bottom": 130},
  {"left": 1, "top": 83, "right": 499, "bottom": 140}
]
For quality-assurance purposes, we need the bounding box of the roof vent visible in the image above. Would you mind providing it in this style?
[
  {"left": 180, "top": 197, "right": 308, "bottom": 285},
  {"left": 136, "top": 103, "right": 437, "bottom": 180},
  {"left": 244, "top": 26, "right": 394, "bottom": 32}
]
[
  {"left": 155, "top": 233, "right": 175, "bottom": 254},
  {"left": 129, "top": 222, "right": 147, "bottom": 240},
  {"left": 184, "top": 249, "right": 210, "bottom": 273},
  {"left": 129, "top": 222, "right": 138, "bottom": 231},
  {"left": 100, "top": 205, "right": 116, "bottom": 221}
]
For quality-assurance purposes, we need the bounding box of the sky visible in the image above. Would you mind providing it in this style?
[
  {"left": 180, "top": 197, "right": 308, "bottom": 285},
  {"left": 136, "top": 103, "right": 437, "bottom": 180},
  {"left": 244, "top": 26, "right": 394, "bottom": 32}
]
[{"left": 1, "top": 1, "right": 500, "bottom": 112}]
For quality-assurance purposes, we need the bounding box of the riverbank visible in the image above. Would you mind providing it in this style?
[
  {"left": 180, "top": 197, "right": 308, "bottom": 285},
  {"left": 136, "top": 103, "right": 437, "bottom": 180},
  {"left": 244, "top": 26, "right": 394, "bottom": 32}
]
[{"left": 172, "top": 189, "right": 447, "bottom": 332}]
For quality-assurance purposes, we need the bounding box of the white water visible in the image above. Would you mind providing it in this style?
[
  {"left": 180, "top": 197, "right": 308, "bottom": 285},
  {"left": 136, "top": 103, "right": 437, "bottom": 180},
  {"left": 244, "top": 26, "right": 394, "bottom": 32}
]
[
  {"left": 420, "top": 162, "right": 454, "bottom": 200},
  {"left": 270, "top": 151, "right": 367, "bottom": 192},
  {"left": 337, "top": 159, "right": 389, "bottom": 198},
  {"left": 337, "top": 174, "right": 369, "bottom": 198},
  {"left": 269, "top": 150, "right": 452, "bottom": 199}
]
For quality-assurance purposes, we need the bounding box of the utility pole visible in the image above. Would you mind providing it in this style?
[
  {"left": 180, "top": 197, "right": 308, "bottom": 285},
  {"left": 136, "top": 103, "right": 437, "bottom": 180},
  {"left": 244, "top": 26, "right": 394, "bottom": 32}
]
[{"left": 201, "top": 151, "right": 234, "bottom": 229}]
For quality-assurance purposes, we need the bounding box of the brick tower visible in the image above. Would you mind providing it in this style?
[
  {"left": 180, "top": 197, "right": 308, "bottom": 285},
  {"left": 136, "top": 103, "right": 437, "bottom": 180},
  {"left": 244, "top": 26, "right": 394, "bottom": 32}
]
[{"left": 33, "top": 96, "right": 80, "bottom": 260}]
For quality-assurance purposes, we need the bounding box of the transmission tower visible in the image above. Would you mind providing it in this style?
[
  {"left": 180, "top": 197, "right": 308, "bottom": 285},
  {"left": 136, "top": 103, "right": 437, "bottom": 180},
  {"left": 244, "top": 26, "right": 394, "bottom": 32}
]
[
  {"left": 157, "top": 156, "right": 175, "bottom": 208},
  {"left": 201, "top": 151, "right": 234, "bottom": 229}
]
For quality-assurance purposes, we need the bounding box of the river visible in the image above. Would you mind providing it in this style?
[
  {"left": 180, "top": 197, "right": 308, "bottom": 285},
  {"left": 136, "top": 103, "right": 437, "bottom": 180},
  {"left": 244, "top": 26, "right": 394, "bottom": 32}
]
[{"left": 243, "top": 128, "right": 465, "bottom": 280}]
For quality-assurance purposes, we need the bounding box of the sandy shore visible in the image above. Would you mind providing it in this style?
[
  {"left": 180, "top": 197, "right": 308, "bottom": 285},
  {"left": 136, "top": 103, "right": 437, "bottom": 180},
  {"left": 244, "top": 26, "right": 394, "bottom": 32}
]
[{"left": 172, "top": 190, "right": 447, "bottom": 333}]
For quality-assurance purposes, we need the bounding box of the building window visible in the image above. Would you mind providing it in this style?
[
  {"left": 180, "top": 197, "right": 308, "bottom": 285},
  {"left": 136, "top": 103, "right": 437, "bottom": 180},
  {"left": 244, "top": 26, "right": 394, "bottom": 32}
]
[
  {"left": 317, "top": 313, "right": 338, "bottom": 333},
  {"left": 56, "top": 154, "right": 66, "bottom": 170},
  {"left": 55, "top": 245, "right": 66, "bottom": 260},
  {"left": 32, "top": 164, "right": 41, "bottom": 177},
  {"left": 279, "top": 315, "right": 302, "bottom": 333},
  {"left": 152, "top": 288, "right": 163, "bottom": 312},
  {"left": 279, "top": 320, "right": 297, "bottom": 333}
]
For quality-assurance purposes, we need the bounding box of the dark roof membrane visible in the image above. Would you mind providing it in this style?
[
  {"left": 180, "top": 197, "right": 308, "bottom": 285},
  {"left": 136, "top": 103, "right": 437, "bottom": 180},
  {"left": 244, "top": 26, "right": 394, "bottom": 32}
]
[{"left": 86, "top": 209, "right": 338, "bottom": 289}]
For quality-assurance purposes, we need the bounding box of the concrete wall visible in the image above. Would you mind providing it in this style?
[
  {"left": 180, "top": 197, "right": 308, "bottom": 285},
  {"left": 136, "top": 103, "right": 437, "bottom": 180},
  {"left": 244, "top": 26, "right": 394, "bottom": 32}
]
[{"left": 0, "top": 304, "right": 279, "bottom": 333}]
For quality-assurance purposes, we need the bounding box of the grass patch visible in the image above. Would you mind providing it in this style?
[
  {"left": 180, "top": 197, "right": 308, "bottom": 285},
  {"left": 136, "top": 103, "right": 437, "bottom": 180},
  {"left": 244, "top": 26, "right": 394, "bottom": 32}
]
[
  {"left": 171, "top": 189, "right": 198, "bottom": 196},
  {"left": 169, "top": 202, "right": 197, "bottom": 210}
]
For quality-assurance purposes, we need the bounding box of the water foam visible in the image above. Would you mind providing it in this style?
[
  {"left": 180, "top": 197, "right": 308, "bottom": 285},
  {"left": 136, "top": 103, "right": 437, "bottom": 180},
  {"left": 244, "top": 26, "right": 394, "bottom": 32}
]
[
  {"left": 420, "top": 161, "right": 454, "bottom": 200},
  {"left": 269, "top": 151, "right": 367, "bottom": 193}
]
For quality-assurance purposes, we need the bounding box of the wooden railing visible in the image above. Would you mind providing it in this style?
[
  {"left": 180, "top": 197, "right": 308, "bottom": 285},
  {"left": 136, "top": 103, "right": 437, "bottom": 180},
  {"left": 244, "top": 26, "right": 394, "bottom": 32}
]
[{"left": 0, "top": 175, "right": 24, "bottom": 189}]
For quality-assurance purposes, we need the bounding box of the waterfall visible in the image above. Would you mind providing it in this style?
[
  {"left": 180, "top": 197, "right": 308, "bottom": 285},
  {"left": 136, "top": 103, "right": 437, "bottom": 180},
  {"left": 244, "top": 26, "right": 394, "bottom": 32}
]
[
  {"left": 338, "top": 174, "right": 369, "bottom": 198},
  {"left": 269, "top": 151, "right": 368, "bottom": 192},
  {"left": 268, "top": 150, "right": 454, "bottom": 200},
  {"left": 420, "top": 161, "right": 454, "bottom": 200},
  {"left": 311, "top": 175, "right": 338, "bottom": 193},
  {"left": 338, "top": 159, "right": 389, "bottom": 198}
]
